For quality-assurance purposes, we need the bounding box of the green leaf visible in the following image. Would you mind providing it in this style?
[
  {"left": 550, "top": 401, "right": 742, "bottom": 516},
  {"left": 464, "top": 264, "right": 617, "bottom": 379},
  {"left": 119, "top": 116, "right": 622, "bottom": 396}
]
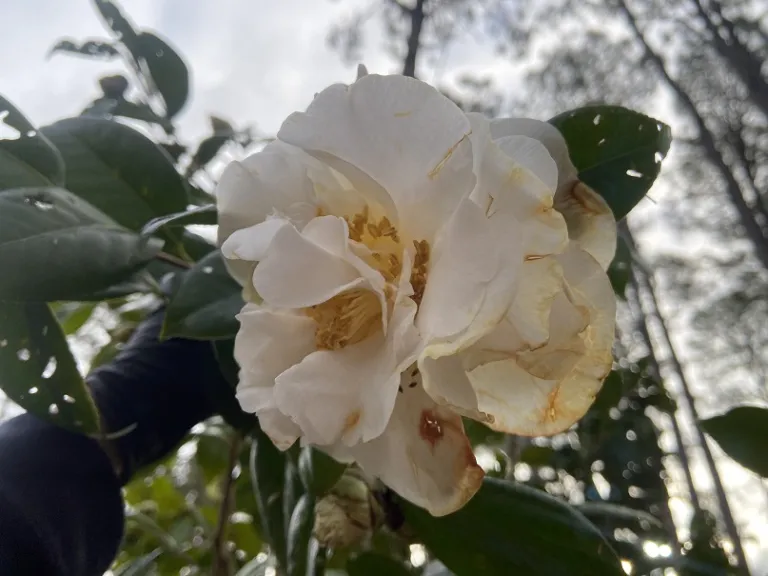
[
  {"left": 142, "top": 205, "right": 217, "bottom": 236},
  {"left": 577, "top": 502, "right": 666, "bottom": 538},
  {"left": 608, "top": 237, "right": 631, "bottom": 299},
  {"left": 298, "top": 447, "right": 348, "bottom": 496},
  {"left": 0, "top": 187, "right": 162, "bottom": 301},
  {"left": 250, "top": 435, "right": 288, "bottom": 571},
  {"left": 82, "top": 97, "right": 174, "bottom": 134},
  {"left": 112, "top": 549, "right": 162, "bottom": 576},
  {"left": 0, "top": 301, "right": 100, "bottom": 433},
  {"left": 1, "top": 95, "right": 65, "bottom": 189},
  {"left": 162, "top": 250, "right": 243, "bottom": 340},
  {"left": 134, "top": 32, "right": 189, "bottom": 118},
  {"left": 347, "top": 553, "right": 413, "bottom": 576},
  {"left": 49, "top": 38, "right": 120, "bottom": 59},
  {"left": 93, "top": 0, "right": 140, "bottom": 45},
  {"left": 401, "top": 478, "right": 623, "bottom": 576},
  {"left": 701, "top": 406, "right": 768, "bottom": 477},
  {"left": 41, "top": 117, "right": 188, "bottom": 232},
  {"left": 287, "top": 494, "right": 316, "bottom": 576},
  {"left": 54, "top": 302, "right": 97, "bottom": 335},
  {"left": 550, "top": 106, "right": 672, "bottom": 220}
]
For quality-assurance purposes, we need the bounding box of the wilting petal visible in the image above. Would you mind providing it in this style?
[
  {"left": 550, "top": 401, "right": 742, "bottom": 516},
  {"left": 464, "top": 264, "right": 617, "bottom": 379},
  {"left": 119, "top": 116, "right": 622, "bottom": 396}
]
[
  {"left": 345, "top": 371, "right": 484, "bottom": 517},
  {"left": 278, "top": 74, "right": 475, "bottom": 240},
  {"left": 274, "top": 298, "right": 421, "bottom": 446},
  {"left": 554, "top": 182, "right": 617, "bottom": 270},
  {"left": 234, "top": 305, "right": 317, "bottom": 448},
  {"left": 253, "top": 217, "right": 366, "bottom": 308}
]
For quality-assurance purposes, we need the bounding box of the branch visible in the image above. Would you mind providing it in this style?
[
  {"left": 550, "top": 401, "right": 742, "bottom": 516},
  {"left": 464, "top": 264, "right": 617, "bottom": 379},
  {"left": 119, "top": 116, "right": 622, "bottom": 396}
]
[
  {"left": 402, "top": 0, "right": 426, "bottom": 78},
  {"left": 155, "top": 251, "right": 193, "bottom": 269},
  {"left": 212, "top": 434, "right": 244, "bottom": 576}
]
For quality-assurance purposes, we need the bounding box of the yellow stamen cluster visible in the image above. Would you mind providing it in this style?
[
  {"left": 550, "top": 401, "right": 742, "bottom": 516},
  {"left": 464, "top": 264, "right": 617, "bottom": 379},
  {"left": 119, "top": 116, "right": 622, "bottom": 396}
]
[
  {"left": 410, "top": 239, "right": 430, "bottom": 305},
  {"left": 307, "top": 289, "right": 382, "bottom": 351}
]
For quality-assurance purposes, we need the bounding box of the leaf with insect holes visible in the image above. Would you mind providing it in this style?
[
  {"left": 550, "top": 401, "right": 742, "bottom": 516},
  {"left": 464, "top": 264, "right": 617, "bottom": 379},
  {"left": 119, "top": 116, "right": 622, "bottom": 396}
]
[{"left": 0, "top": 300, "right": 100, "bottom": 433}]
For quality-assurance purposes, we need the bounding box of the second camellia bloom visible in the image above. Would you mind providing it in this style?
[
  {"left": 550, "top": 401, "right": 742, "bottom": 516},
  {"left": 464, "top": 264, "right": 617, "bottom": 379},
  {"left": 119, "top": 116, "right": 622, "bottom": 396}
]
[{"left": 216, "top": 69, "right": 617, "bottom": 516}]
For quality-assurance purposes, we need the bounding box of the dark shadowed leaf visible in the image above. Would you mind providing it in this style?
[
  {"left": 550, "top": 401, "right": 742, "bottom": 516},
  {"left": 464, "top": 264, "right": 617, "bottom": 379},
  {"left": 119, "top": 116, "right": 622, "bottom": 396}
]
[
  {"left": 550, "top": 106, "right": 671, "bottom": 220},
  {"left": 0, "top": 95, "right": 65, "bottom": 189},
  {"left": 608, "top": 237, "right": 631, "bottom": 299},
  {"left": 41, "top": 117, "right": 188, "bottom": 232},
  {"left": 162, "top": 250, "right": 243, "bottom": 340},
  {"left": 347, "top": 553, "right": 413, "bottom": 576},
  {"left": 135, "top": 32, "right": 189, "bottom": 118},
  {"left": 0, "top": 187, "right": 162, "bottom": 301},
  {"left": 0, "top": 301, "right": 100, "bottom": 433},
  {"left": 701, "top": 406, "right": 768, "bottom": 477},
  {"left": 49, "top": 38, "right": 120, "bottom": 59},
  {"left": 211, "top": 339, "right": 260, "bottom": 432},
  {"left": 401, "top": 478, "right": 623, "bottom": 576},
  {"left": 577, "top": 502, "right": 667, "bottom": 539},
  {"left": 250, "top": 434, "right": 288, "bottom": 570}
]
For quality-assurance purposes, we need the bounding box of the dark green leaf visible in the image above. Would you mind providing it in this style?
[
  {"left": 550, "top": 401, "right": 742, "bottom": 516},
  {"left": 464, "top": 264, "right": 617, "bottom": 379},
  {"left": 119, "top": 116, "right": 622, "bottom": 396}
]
[
  {"left": 607, "top": 237, "right": 631, "bottom": 299},
  {"left": 287, "top": 494, "right": 316, "bottom": 576},
  {"left": 298, "top": 447, "right": 348, "bottom": 496},
  {"left": 0, "top": 187, "right": 162, "bottom": 301},
  {"left": 142, "top": 205, "right": 217, "bottom": 236},
  {"left": 162, "top": 250, "right": 243, "bottom": 340},
  {"left": 577, "top": 502, "right": 666, "bottom": 538},
  {"left": 401, "top": 478, "right": 623, "bottom": 576},
  {"left": 591, "top": 371, "right": 625, "bottom": 414},
  {"left": 347, "top": 553, "right": 413, "bottom": 576},
  {"left": 701, "top": 406, "right": 768, "bottom": 477},
  {"left": 93, "top": 0, "right": 140, "bottom": 45},
  {"left": 550, "top": 106, "right": 672, "bottom": 220},
  {"left": 0, "top": 301, "right": 100, "bottom": 433},
  {"left": 1, "top": 95, "right": 65, "bottom": 189},
  {"left": 186, "top": 134, "right": 230, "bottom": 177},
  {"left": 41, "top": 117, "right": 188, "bottom": 232},
  {"left": 49, "top": 38, "right": 120, "bottom": 59},
  {"left": 82, "top": 97, "right": 174, "bottom": 134},
  {"left": 54, "top": 302, "right": 97, "bottom": 335},
  {"left": 250, "top": 435, "right": 288, "bottom": 570},
  {"left": 134, "top": 32, "right": 189, "bottom": 118}
]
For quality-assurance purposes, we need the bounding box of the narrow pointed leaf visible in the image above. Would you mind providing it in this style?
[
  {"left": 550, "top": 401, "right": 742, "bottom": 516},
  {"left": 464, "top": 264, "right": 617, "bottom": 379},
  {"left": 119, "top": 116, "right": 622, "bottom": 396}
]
[{"left": 701, "top": 406, "right": 768, "bottom": 477}]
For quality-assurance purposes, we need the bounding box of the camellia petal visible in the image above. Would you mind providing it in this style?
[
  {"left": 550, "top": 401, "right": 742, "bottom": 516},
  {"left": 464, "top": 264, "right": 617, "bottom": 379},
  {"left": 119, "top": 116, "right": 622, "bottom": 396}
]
[
  {"left": 278, "top": 74, "right": 475, "bottom": 240},
  {"left": 345, "top": 370, "right": 484, "bottom": 517}
]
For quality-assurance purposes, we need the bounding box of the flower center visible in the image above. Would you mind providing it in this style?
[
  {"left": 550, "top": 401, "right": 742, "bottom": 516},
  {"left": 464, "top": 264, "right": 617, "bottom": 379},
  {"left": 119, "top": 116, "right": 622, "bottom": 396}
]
[
  {"left": 307, "top": 288, "right": 381, "bottom": 351},
  {"left": 307, "top": 205, "right": 431, "bottom": 351}
]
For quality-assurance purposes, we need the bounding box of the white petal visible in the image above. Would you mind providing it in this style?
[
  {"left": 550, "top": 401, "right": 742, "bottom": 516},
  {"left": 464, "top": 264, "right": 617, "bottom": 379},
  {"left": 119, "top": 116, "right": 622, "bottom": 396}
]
[
  {"left": 461, "top": 247, "right": 615, "bottom": 436},
  {"left": 494, "top": 135, "right": 557, "bottom": 192},
  {"left": 419, "top": 353, "right": 487, "bottom": 422},
  {"left": 221, "top": 218, "right": 290, "bottom": 263},
  {"left": 274, "top": 298, "right": 421, "bottom": 446},
  {"left": 554, "top": 182, "right": 617, "bottom": 270},
  {"left": 490, "top": 118, "right": 578, "bottom": 192},
  {"left": 278, "top": 74, "right": 475, "bottom": 240},
  {"left": 234, "top": 305, "right": 316, "bottom": 448},
  {"left": 346, "top": 373, "right": 484, "bottom": 516},
  {"left": 253, "top": 218, "right": 365, "bottom": 308}
]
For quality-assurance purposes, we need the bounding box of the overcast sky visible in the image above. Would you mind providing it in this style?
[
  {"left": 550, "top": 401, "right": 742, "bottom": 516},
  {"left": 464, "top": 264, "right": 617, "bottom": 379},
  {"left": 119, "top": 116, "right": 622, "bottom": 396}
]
[{"left": 2, "top": 0, "right": 767, "bottom": 570}]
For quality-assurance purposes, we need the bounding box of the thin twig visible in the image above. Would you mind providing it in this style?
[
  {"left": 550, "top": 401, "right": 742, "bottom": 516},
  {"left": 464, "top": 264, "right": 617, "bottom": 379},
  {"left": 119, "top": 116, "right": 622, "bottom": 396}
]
[
  {"left": 155, "top": 251, "right": 193, "bottom": 269},
  {"left": 212, "top": 433, "right": 244, "bottom": 576}
]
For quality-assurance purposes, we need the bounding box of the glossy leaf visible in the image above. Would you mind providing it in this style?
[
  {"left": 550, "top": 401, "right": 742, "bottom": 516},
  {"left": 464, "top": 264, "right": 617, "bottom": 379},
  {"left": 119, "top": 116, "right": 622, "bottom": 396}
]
[
  {"left": 287, "top": 494, "right": 316, "bottom": 576},
  {"left": 0, "top": 301, "right": 100, "bottom": 433},
  {"left": 347, "top": 553, "right": 413, "bottom": 576},
  {"left": 0, "top": 95, "right": 65, "bottom": 189},
  {"left": 142, "top": 205, "right": 217, "bottom": 236},
  {"left": 250, "top": 435, "right": 288, "bottom": 571},
  {"left": 135, "top": 32, "right": 189, "bottom": 118},
  {"left": 41, "top": 117, "right": 188, "bottom": 232},
  {"left": 701, "top": 406, "right": 768, "bottom": 477},
  {"left": 0, "top": 187, "right": 162, "bottom": 301},
  {"left": 550, "top": 105, "right": 672, "bottom": 220},
  {"left": 401, "top": 478, "right": 623, "bottom": 576},
  {"left": 162, "top": 250, "right": 243, "bottom": 340}
]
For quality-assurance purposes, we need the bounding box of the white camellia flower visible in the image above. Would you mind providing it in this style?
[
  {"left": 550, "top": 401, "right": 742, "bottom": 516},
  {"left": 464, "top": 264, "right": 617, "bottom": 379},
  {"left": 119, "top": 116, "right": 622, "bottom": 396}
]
[{"left": 216, "top": 66, "right": 616, "bottom": 516}]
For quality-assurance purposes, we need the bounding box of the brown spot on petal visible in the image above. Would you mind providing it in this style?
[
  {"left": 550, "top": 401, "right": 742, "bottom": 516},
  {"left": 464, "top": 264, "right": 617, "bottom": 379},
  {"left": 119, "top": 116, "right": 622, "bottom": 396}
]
[
  {"left": 543, "top": 386, "right": 561, "bottom": 424},
  {"left": 428, "top": 131, "right": 471, "bottom": 180},
  {"left": 419, "top": 409, "right": 444, "bottom": 448},
  {"left": 394, "top": 111, "right": 412, "bottom": 118},
  {"left": 343, "top": 409, "right": 362, "bottom": 436}
]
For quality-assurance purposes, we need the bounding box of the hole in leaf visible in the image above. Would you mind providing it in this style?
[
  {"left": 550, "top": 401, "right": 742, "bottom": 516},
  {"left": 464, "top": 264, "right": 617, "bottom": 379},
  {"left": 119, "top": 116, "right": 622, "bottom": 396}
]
[
  {"left": 656, "top": 123, "right": 662, "bottom": 131},
  {"left": 42, "top": 356, "right": 57, "bottom": 379},
  {"left": 202, "top": 266, "right": 214, "bottom": 274},
  {"left": 48, "top": 404, "right": 60, "bottom": 415},
  {"left": 17, "top": 348, "right": 31, "bottom": 361},
  {"left": 654, "top": 152, "right": 664, "bottom": 163},
  {"left": 42, "top": 326, "right": 48, "bottom": 336},
  {"left": 29, "top": 387, "right": 39, "bottom": 395},
  {"left": 598, "top": 138, "right": 606, "bottom": 146},
  {"left": 638, "top": 124, "right": 644, "bottom": 131},
  {"left": 0, "top": 339, "right": 7, "bottom": 348},
  {"left": 592, "top": 114, "right": 601, "bottom": 125},
  {"left": 626, "top": 169, "right": 643, "bottom": 178},
  {"left": 63, "top": 394, "right": 75, "bottom": 404},
  {"left": 24, "top": 194, "right": 54, "bottom": 211},
  {"left": 25, "top": 130, "right": 36, "bottom": 138}
]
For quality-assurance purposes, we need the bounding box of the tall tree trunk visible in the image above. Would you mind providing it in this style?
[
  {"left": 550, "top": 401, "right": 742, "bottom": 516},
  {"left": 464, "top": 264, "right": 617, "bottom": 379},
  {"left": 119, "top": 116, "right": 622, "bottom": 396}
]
[
  {"left": 615, "top": 0, "right": 768, "bottom": 272},
  {"left": 402, "top": 0, "right": 426, "bottom": 78},
  {"left": 622, "top": 224, "right": 751, "bottom": 574}
]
